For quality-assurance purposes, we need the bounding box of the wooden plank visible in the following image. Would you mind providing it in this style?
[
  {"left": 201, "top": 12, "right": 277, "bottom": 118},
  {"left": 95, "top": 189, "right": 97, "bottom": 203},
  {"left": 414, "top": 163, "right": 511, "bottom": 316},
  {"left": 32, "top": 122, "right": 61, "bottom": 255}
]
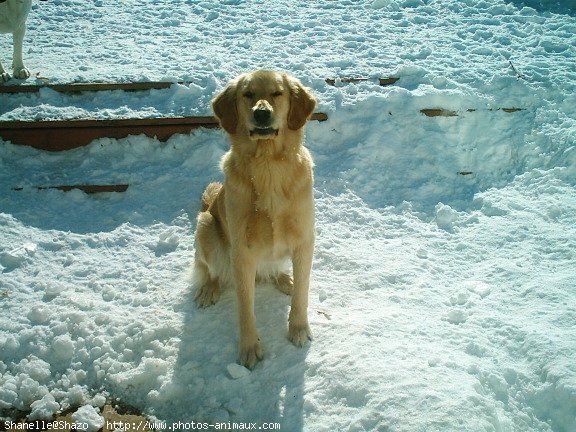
[
  {"left": 325, "top": 77, "right": 399, "bottom": 86},
  {"left": 325, "top": 77, "right": 369, "bottom": 85},
  {"left": 379, "top": 77, "right": 400, "bottom": 86},
  {"left": 0, "top": 81, "right": 180, "bottom": 94},
  {"left": 51, "top": 184, "right": 129, "bottom": 193},
  {"left": 12, "top": 184, "right": 129, "bottom": 193},
  {"left": 311, "top": 112, "right": 328, "bottom": 122},
  {"left": 421, "top": 108, "right": 525, "bottom": 117},
  {"left": 0, "top": 113, "right": 328, "bottom": 151},
  {"left": 3, "top": 77, "right": 403, "bottom": 93},
  {"left": 421, "top": 108, "right": 458, "bottom": 117},
  {"left": 0, "top": 117, "right": 218, "bottom": 151}
]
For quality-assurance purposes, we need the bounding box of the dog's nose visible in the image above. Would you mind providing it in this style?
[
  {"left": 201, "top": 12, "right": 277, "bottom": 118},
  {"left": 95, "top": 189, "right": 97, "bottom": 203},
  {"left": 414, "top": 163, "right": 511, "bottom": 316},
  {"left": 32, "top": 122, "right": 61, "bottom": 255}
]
[{"left": 253, "top": 107, "right": 272, "bottom": 125}]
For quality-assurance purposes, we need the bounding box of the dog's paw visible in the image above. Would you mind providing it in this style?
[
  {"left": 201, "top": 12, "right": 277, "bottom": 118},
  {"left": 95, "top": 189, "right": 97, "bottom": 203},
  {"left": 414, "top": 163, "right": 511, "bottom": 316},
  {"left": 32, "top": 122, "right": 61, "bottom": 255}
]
[
  {"left": 194, "top": 281, "right": 220, "bottom": 308},
  {"left": 239, "top": 339, "right": 263, "bottom": 369},
  {"left": 288, "top": 321, "right": 312, "bottom": 347},
  {"left": 1, "top": 72, "right": 11, "bottom": 83},
  {"left": 274, "top": 272, "right": 293, "bottom": 295},
  {"left": 13, "top": 67, "right": 30, "bottom": 80}
]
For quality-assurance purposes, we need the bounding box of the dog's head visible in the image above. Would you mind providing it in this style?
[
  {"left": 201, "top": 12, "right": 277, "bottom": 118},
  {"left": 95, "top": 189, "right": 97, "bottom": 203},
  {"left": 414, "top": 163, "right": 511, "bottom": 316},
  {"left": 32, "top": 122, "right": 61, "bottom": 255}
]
[{"left": 212, "top": 70, "right": 316, "bottom": 140}]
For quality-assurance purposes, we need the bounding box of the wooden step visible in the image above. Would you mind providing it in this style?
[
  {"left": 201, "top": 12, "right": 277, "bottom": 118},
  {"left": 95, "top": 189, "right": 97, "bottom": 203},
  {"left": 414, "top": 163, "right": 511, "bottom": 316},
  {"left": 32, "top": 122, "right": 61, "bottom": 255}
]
[
  {"left": 0, "top": 81, "right": 182, "bottom": 94},
  {"left": 0, "top": 113, "right": 329, "bottom": 151}
]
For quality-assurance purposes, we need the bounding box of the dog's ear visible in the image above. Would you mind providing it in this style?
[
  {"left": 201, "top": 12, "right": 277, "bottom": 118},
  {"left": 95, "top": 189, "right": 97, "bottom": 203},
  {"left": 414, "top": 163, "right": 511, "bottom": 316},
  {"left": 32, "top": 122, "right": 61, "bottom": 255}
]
[
  {"left": 286, "top": 76, "right": 316, "bottom": 131},
  {"left": 212, "top": 81, "right": 238, "bottom": 134}
]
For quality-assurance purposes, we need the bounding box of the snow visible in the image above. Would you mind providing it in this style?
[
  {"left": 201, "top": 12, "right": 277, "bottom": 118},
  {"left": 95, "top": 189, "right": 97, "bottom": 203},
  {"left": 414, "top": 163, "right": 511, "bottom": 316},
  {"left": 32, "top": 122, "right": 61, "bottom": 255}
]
[
  {"left": 226, "top": 364, "right": 251, "bottom": 380},
  {"left": 1, "top": 0, "right": 575, "bottom": 431},
  {"left": 71, "top": 405, "right": 104, "bottom": 432}
]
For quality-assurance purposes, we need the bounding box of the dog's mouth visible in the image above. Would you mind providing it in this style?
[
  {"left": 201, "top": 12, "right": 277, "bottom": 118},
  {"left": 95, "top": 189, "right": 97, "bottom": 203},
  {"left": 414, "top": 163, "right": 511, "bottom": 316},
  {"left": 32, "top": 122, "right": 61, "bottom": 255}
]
[{"left": 250, "top": 127, "right": 279, "bottom": 137}]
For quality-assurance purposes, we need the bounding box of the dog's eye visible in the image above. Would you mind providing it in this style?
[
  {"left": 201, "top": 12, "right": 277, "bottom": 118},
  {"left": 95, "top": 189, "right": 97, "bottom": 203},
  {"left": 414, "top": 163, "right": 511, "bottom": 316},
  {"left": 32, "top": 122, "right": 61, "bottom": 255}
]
[
  {"left": 243, "top": 91, "right": 255, "bottom": 99},
  {"left": 272, "top": 91, "right": 283, "bottom": 97}
]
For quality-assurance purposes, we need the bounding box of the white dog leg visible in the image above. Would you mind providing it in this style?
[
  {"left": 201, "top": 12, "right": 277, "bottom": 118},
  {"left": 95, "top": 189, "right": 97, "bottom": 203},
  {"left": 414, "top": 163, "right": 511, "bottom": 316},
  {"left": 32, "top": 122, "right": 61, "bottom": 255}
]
[
  {"left": 0, "top": 59, "right": 10, "bottom": 82},
  {"left": 12, "top": 25, "right": 30, "bottom": 79}
]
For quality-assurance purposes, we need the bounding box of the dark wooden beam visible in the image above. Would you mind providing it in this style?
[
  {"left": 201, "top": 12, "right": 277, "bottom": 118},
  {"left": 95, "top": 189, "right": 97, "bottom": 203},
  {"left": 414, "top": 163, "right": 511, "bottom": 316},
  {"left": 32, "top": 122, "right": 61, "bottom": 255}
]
[
  {"left": 325, "top": 77, "right": 399, "bottom": 86},
  {"left": 0, "top": 81, "right": 180, "bottom": 94},
  {"left": 12, "top": 184, "right": 129, "bottom": 193},
  {"left": 0, "top": 113, "right": 328, "bottom": 151}
]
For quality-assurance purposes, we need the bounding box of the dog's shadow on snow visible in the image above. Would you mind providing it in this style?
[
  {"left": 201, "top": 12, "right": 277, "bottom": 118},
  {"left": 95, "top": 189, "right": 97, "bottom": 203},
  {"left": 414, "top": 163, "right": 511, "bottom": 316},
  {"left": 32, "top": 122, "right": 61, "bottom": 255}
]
[{"left": 168, "top": 282, "right": 309, "bottom": 429}]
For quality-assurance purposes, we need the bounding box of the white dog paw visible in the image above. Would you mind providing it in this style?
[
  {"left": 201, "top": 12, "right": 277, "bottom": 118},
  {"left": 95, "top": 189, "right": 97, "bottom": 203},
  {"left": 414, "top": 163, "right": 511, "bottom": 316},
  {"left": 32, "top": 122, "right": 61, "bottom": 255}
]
[
  {"left": 288, "top": 321, "right": 312, "bottom": 347},
  {"left": 239, "top": 339, "right": 263, "bottom": 369},
  {"left": 1, "top": 72, "right": 11, "bottom": 83},
  {"left": 194, "top": 281, "right": 220, "bottom": 308},
  {"left": 13, "top": 67, "right": 30, "bottom": 80}
]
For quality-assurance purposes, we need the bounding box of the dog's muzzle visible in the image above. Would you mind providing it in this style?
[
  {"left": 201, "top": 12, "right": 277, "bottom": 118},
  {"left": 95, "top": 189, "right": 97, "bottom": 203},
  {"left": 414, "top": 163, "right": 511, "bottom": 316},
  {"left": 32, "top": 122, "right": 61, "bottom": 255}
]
[{"left": 250, "top": 107, "right": 278, "bottom": 137}]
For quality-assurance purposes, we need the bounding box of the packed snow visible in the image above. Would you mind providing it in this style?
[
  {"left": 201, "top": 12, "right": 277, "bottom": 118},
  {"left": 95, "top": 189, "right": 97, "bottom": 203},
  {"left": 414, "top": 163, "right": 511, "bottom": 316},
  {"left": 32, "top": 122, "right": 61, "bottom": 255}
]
[{"left": 1, "top": 0, "right": 575, "bottom": 431}]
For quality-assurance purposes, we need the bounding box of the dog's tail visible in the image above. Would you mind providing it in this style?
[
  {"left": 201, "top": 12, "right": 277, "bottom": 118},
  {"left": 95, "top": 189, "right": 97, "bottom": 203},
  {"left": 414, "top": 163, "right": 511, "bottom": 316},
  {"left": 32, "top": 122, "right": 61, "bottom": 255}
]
[{"left": 201, "top": 182, "right": 222, "bottom": 212}]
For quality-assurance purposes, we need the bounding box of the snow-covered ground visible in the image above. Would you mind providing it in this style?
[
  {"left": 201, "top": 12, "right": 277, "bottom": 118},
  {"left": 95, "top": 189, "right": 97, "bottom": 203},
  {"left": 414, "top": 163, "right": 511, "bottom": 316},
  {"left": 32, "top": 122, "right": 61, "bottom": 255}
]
[{"left": 1, "top": 0, "right": 575, "bottom": 431}]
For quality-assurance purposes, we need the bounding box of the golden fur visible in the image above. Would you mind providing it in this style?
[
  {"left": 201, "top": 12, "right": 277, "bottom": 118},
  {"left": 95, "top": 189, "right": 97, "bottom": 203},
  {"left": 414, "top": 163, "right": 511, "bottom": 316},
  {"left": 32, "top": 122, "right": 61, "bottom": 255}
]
[{"left": 193, "top": 70, "right": 317, "bottom": 368}]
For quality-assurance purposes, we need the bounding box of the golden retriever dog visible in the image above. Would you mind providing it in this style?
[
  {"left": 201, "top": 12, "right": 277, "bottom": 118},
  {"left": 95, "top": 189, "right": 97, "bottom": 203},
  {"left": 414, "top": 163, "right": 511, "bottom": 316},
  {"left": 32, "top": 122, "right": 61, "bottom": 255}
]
[
  {"left": 0, "top": 0, "right": 32, "bottom": 82},
  {"left": 193, "top": 70, "right": 317, "bottom": 368}
]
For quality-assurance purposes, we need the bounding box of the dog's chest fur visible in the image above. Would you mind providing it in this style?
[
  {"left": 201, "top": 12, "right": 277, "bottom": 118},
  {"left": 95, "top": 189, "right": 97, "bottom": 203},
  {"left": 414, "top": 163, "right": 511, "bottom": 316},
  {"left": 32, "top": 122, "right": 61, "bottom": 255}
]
[
  {"left": 250, "top": 156, "right": 304, "bottom": 255},
  {"left": 251, "top": 156, "right": 291, "bottom": 213},
  {"left": 225, "top": 143, "right": 312, "bottom": 258}
]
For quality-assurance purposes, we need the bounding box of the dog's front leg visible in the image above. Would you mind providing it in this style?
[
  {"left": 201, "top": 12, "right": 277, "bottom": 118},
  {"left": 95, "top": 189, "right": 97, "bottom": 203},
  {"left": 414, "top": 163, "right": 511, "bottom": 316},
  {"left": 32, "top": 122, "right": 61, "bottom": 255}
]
[
  {"left": 232, "top": 247, "right": 262, "bottom": 368},
  {"left": 12, "top": 25, "right": 30, "bottom": 79},
  {"left": 0, "top": 56, "right": 10, "bottom": 82},
  {"left": 288, "top": 239, "right": 314, "bottom": 346}
]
